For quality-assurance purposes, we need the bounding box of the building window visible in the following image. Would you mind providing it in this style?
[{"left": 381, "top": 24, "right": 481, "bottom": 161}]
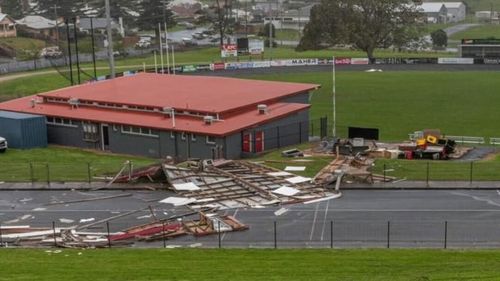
[
  {"left": 121, "top": 125, "right": 159, "bottom": 138},
  {"left": 191, "top": 134, "right": 197, "bottom": 142},
  {"left": 83, "top": 122, "right": 99, "bottom": 142},
  {"left": 46, "top": 116, "right": 77, "bottom": 127},
  {"left": 206, "top": 136, "right": 216, "bottom": 144},
  {"left": 181, "top": 132, "right": 187, "bottom": 140}
]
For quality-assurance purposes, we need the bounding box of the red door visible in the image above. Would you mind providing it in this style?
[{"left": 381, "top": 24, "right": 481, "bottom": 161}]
[
  {"left": 242, "top": 132, "right": 252, "bottom": 153},
  {"left": 255, "top": 131, "right": 264, "bottom": 153}
]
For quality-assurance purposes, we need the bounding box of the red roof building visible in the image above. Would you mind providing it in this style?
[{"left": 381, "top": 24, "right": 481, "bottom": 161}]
[{"left": 0, "top": 73, "right": 319, "bottom": 159}]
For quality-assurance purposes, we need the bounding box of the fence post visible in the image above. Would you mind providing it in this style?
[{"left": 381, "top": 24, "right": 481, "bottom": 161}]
[
  {"left": 444, "top": 221, "right": 448, "bottom": 249},
  {"left": 330, "top": 220, "right": 333, "bottom": 249},
  {"left": 87, "top": 163, "right": 92, "bottom": 185},
  {"left": 383, "top": 163, "right": 387, "bottom": 183},
  {"left": 46, "top": 163, "right": 50, "bottom": 186},
  {"left": 52, "top": 221, "right": 57, "bottom": 247},
  {"left": 426, "top": 162, "right": 430, "bottom": 187},
  {"left": 128, "top": 161, "right": 133, "bottom": 180},
  {"left": 107, "top": 221, "right": 112, "bottom": 248},
  {"left": 274, "top": 221, "right": 277, "bottom": 249},
  {"left": 469, "top": 162, "right": 474, "bottom": 185},
  {"left": 162, "top": 221, "right": 166, "bottom": 248},
  {"left": 29, "top": 162, "right": 34, "bottom": 183},
  {"left": 387, "top": 221, "right": 391, "bottom": 249},
  {"left": 218, "top": 221, "right": 221, "bottom": 249},
  {"left": 0, "top": 222, "right": 3, "bottom": 247}
]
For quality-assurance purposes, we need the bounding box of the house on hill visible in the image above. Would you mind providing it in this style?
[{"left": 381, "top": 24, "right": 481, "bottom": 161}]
[
  {"left": 0, "top": 9, "right": 17, "bottom": 38},
  {"left": 419, "top": 3, "right": 448, "bottom": 23}
]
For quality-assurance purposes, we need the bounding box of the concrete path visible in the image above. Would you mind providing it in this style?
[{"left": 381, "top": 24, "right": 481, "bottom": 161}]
[{"left": 444, "top": 23, "right": 480, "bottom": 37}]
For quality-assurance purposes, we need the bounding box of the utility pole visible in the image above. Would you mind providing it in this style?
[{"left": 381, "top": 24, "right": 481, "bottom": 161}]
[
  {"left": 53, "top": 4, "right": 59, "bottom": 45},
  {"left": 268, "top": 0, "right": 273, "bottom": 59},
  {"left": 105, "top": 0, "right": 116, "bottom": 78},
  {"left": 90, "top": 17, "right": 97, "bottom": 79},
  {"left": 73, "top": 18, "right": 81, "bottom": 84},
  {"left": 65, "top": 19, "right": 74, "bottom": 86},
  {"left": 332, "top": 56, "right": 336, "bottom": 138}
]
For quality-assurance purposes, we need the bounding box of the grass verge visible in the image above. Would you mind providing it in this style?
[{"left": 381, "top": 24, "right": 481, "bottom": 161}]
[
  {"left": 1, "top": 249, "right": 500, "bottom": 281},
  {"left": 0, "top": 146, "right": 158, "bottom": 182}
]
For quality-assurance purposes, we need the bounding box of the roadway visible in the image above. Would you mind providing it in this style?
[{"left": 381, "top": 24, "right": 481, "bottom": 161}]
[{"left": 2, "top": 189, "right": 500, "bottom": 248}]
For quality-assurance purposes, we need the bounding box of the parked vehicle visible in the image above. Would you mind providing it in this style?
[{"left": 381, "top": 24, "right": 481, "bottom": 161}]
[
  {"left": 0, "top": 137, "right": 7, "bottom": 153},
  {"left": 136, "top": 38, "right": 152, "bottom": 48},
  {"left": 40, "top": 46, "right": 63, "bottom": 58}
]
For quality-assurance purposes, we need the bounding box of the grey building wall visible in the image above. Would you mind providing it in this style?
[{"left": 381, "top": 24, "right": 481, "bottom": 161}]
[
  {"left": 47, "top": 121, "right": 100, "bottom": 150},
  {"left": 239, "top": 108, "right": 310, "bottom": 157},
  {"left": 44, "top": 104, "right": 309, "bottom": 160},
  {"left": 281, "top": 92, "right": 310, "bottom": 104}
]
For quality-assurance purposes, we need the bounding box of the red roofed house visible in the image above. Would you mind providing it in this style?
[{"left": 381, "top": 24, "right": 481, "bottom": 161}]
[{"left": 0, "top": 73, "right": 319, "bottom": 159}]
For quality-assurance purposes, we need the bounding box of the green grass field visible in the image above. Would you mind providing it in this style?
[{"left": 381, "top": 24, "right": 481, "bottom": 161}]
[
  {"left": 373, "top": 156, "right": 500, "bottom": 181},
  {"left": 3, "top": 71, "right": 500, "bottom": 141},
  {"left": 0, "top": 146, "right": 158, "bottom": 182},
  {"left": 2, "top": 249, "right": 500, "bottom": 281}
]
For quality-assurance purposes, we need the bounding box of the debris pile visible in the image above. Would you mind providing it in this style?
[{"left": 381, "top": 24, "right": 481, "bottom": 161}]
[
  {"left": 1, "top": 212, "right": 249, "bottom": 248},
  {"left": 161, "top": 159, "right": 337, "bottom": 209}
]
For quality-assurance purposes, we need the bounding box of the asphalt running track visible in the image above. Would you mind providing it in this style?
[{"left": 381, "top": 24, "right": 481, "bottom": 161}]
[
  {"left": 2, "top": 189, "right": 500, "bottom": 248},
  {"left": 189, "top": 64, "right": 500, "bottom": 78}
]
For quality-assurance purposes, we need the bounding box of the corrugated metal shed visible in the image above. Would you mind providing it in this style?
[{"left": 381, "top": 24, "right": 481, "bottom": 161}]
[{"left": 0, "top": 110, "right": 47, "bottom": 149}]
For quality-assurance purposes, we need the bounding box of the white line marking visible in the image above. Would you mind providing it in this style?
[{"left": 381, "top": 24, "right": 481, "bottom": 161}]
[
  {"left": 320, "top": 199, "right": 330, "bottom": 241},
  {"left": 309, "top": 202, "right": 320, "bottom": 241},
  {"left": 451, "top": 191, "right": 500, "bottom": 208}
]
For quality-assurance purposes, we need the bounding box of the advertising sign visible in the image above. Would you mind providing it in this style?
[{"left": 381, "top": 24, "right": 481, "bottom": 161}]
[
  {"left": 248, "top": 40, "right": 265, "bottom": 55},
  {"left": 335, "top": 58, "right": 351, "bottom": 65},
  {"left": 210, "top": 62, "right": 226, "bottom": 71},
  {"left": 350, "top": 58, "right": 370, "bottom": 65},
  {"left": 182, "top": 65, "right": 197, "bottom": 72},
  {"left": 221, "top": 44, "right": 238, "bottom": 58},
  {"left": 437, "top": 58, "right": 474, "bottom": 64}
]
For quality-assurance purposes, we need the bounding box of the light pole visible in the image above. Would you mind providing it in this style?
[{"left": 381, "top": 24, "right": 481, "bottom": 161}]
[
  {"left": 105, "top": 0, "right": 116, "bottom": 78},
  {"left": 332, "top": 56, "right": 336, "bottom": 138}
]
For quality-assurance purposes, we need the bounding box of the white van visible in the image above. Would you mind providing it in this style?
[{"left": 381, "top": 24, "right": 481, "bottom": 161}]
[{"left": 0, "top": 137, "right": 7, "bottom": 153}]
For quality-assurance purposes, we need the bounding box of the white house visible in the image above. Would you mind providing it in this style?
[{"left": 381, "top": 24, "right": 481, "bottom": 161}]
[
  {"left": 418, "top": 3, "right": 448, "bottom": 23},
  {"left": 440, "top": 2, "right": 466, "bottom": 22},
  {"left": 263, "top": 4, "right": 314, "bottom": 31}
]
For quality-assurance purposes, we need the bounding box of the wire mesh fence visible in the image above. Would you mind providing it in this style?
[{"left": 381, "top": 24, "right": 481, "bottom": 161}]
[
  {"left": 3, "top": 219, "right": 500, "bottom": 249},
  {"left": 373, "top": 160, "right": 500, "bottom": 182}
]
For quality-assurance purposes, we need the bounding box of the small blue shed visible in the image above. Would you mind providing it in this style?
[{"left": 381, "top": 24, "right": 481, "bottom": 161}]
[{"left": 0, "top": 110, "right": 47, "bottom": 149}]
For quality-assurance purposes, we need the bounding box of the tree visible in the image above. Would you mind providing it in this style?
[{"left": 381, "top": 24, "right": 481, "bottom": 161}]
[
  {"left": 31, "top": 0, "right": 85, "bottom": 20},
  {"left": 137, "top": 0, "right": 175, "bottom": 36},
  {"left": 431, "top": 29, "right": 448, "bottom": 49},
  {"left": 87, "top": 0, "right": 141, "bottom": 28},
  {"left": 297, "top": 0, "right": 424, "bottom": 59},
  {"left": 0, "top": 0, "right": 24, "bottom": 19},
  {"left": 198, "top": 0, "right": 234, "bottom": 47}
]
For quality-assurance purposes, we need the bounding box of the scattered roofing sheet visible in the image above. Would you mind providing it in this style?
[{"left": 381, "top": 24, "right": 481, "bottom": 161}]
[
  {"left": 272, "top": 186, "right": 301, "bottom": 196},
  {"left": 172, "top": 182, "right": 201, "bottom": 191},
  {"left": 284, "top": 166, "right": 306, "bottom": 171},
  {"left": 286, "top": 176, "right": 312, "bottom": 184}
]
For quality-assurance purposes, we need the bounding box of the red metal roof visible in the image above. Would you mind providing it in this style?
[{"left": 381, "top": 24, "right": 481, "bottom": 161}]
[
  {"left": 0, "top": 96, "right": 310, "bottom": 136},
  {"left": 39, "top": 73, "right": 319, "bottom": 114}
]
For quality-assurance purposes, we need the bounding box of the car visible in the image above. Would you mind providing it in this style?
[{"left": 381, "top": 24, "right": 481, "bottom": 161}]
[
  {"left": 0, "top": 137, "right": 7, "bottom": 153},
  {"left": 136, "top": 38, "right": 151, "bottom": 48},
  {"left": 40, "top": 46, "right": 63, "bottom": 58}
]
